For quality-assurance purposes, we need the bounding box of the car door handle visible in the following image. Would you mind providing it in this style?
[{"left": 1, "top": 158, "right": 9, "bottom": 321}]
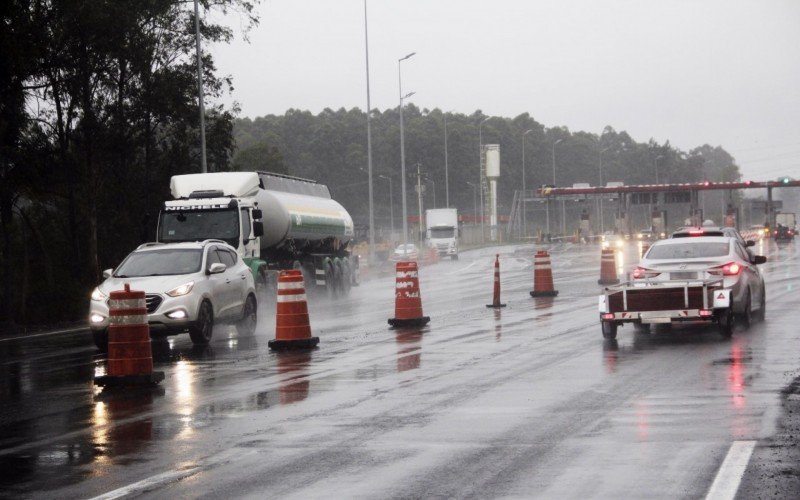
[{"left": 240, "top": 274, "right": 246, "bottom": 280}]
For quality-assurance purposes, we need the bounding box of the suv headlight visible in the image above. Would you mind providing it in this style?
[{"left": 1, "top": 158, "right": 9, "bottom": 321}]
[
  {"left": 91, "top": 287, "right": 106, "bottom": 302},
  {"left": 166, "top": 281, "right": 194, "bottom": 297}
]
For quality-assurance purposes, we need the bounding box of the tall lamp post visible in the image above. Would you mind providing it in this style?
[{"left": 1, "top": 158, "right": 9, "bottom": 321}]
[
  {"left": 654, "top": 154, "right": 664, "bottom": 184},
  {"left": 478, "top": 117, "right": 491, "bottom": 241},
  {"left": 378, "top": 174, "right": 394, "bottom": 239},
  {"left": 193, "top": 0, "right": 207, "bottom": 173},
  {"left": 598, "top": 146, "right": 610, "bottom": 233},
  {"left": 548, "top": 138, "right": 563, "bottom": 234},
  {"left": 398, "top": 51, "right": 416, "bottom": 251},
  {"left": 522, "top": 129, "right": 533, "bottom": 238},
  {"left": 363, "top": 0, "right": 375, "bottom": 265},
  {"left": 444, "top": 113, "right": 450, "bottom": 207}
]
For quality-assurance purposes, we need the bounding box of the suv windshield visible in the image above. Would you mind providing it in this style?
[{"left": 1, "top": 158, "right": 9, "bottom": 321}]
[
  {"left": 647, "top": 242, "right": 730, "bottom": 259},
  {"left": 115, "top": 249, "right": 203, "bottom": 277},
  {"left": 159, "top": 209, "right": 239, "bottom": 247}
]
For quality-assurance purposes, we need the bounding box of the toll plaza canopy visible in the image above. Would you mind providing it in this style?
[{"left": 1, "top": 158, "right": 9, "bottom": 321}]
[{"left": 535, "top": 179, "right": 800, "bottom": 197}]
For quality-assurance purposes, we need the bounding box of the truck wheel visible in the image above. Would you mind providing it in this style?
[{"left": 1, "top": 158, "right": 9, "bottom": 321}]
[
  {"left": 236, "top": 294, "right": 258, "bottom": 335},
  {"left": 255, "top": 269, "right": 270, "bottom": 302},
  {"left": 325, "top": 263, "right": 337, "bottom": 298},
  {"left": 718, "top": 308, "right": 734, "bottom": 339},
  {"left": 189, "top": 301, "right": 214, "bottom": 345},
  {"left": 601, "top": 321, "right": 617, "bottom": 340},
  {"left": 341, "top": 260, "right": 352, "bottom": 295},
  {"left": 93, "top": 329, "right": 109, "bottom": 353}
]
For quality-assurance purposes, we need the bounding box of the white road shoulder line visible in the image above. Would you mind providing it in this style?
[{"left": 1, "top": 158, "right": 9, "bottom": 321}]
[{"left": 705, "top": 440, "right": 756, "bottom": 500}]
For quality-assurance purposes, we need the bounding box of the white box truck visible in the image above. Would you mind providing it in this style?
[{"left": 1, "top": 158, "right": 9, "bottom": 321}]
[{"left": 425, "top": 208, "right": 459, "bottom": 260}]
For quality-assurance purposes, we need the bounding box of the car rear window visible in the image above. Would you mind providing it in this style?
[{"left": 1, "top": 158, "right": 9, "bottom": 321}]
[{"left": 647, "top": 242, "right": 730, "bottom": 259}]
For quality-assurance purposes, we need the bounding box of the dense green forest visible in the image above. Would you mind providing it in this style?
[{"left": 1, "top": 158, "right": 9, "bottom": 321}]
[
  {"left": 0, "top": 0, "right": 256, "bottom": 328},
  {"left": 232, "top": 107, "right": 742, "bottom": 233}
]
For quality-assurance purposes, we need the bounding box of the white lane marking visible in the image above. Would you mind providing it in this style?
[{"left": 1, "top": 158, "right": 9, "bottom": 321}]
[
  {"left": 89, "top": 448, "right": 253, "bottom": 500},
  {"left": 0, "top": 326, "right": 87, "bottom": 343},
  {"left": 705, "top": 440, "right": 756, "bottom": 500}
]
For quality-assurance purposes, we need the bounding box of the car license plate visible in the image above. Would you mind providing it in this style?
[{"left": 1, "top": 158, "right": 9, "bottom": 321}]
[{"left": 671, "top": 272, "right": 697, "bottom": 280}]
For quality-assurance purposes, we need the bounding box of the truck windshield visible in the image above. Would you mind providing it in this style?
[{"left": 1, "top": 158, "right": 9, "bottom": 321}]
[
  {"left": 159, "top": 209, "right": 239, "bottom": 247},
  {"left": 647, "top": 242, "right": 730, "bottom": 259},
  {"left": 429, "top": 227, "right": 455, "bottom": 238},
  {"left": 115, "top": 249, "right": 202, "bottom": 277}
]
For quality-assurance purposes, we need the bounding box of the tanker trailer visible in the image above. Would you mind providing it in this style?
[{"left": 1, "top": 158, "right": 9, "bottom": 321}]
[{"left": 157, "top": 171, "right": 358, "bottom": 296}]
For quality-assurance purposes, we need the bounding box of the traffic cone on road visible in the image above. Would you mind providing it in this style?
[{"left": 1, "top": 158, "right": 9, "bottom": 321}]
[
  {"left": 95, "top": 284, "right": 164, "bottom": 388},
  {"left": 388, "top": 261, "right": 430, "bottom": 327},
  {"left": 486, "top": 254, "right": 506, "bottom": 308},
  {"left": 598, "top": 248, "right": 620, "bottom": 285},
  {"left": 269, "top": 270, "right": 319, "bottom": 350},
  {"left": 530, "top": 250, "right": 559, "bottom": 297}
]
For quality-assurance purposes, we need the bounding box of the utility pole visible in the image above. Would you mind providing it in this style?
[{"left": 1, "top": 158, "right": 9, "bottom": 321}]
[
  {"left": 444, "top": 114, "right": 449, "bottom": 208},
  {"left": 416, "top": 163, "right": 425, "bottom": 242},
  {"left": 193, "top": 0, "right": 207, "bottom": 173},
  {"left": 363, "top": 0, "right": 375, "bottom": 266}
]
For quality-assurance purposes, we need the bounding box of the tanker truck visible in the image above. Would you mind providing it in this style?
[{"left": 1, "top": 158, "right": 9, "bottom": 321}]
[{"left": 156, "top": 171, "right": 358, "bottom": 296}]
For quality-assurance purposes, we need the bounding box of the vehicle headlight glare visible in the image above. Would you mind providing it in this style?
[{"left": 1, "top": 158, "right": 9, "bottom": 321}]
[
  {"left": 166, "top": 281, "right": 194, "bottom": 297},
  {"left": 166, "top": 309, "right": 188, "bottom": 319},
  {"left": 90, "top": 313, "right": 105, "bottom": 324},
  {"left": 91, "top": 287, "right": 106, "bottom": 301}
]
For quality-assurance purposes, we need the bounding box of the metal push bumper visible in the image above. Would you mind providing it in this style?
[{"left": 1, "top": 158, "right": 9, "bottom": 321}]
[{"left": 598, "top": 278, "right": 731, "bottom": 324}]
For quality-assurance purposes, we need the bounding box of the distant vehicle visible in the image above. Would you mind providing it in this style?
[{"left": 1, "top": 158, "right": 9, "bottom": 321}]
[
  {"left": 600, "top": 235, "right": 766, "bottom": 339},
  {"left": 636, "top": 228, "right": 656, "bottom": 241},
  {"left": 774, "top": 224, "right": 795, "bottom": 243},
  {"left": 158, "top": 171, "right": 358, "bottom": 297},
  {"left": 747, "top": 224, "right": 767, "bottom": 240},
  {"left": 776, "top": 212, "right": 797, "bottom": 232},
  {"left": 391, "top": 243, "right": 419, "bottom": 262},
  {"left": 425, "top": 208, "right": 459, "bottom": 260},
  {"left": 89, "top": 240, "right": 257, "bottom": 351},
  {"left": 601, "top": 231, "right": 625, "bottom": 249}
]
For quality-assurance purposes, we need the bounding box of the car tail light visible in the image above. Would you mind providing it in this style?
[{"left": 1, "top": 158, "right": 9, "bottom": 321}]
[
  {"left": 601, "top": 313, "right": 615, "bottom": 320},
  {"left": 716, "top": 262, "right": 742, "bottom": 276},
  {"left": 633, "top": 267, "right": 660, "bottom": 279},
  {"left": 689, "top": 230, "right": 705, "bottom": 236},
  {"left": 699, "top": 309, "right": 713, "bottom": 317}
]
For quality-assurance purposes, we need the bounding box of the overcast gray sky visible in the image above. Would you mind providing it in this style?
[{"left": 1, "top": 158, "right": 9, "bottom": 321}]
[{"left": 209, "top": 0, "right": 800, "bottom": 181}]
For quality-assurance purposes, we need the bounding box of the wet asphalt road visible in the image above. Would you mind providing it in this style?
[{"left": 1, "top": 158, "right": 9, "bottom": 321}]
[{"left": 1, "top": 240, "right": 799, "bottom": 499}]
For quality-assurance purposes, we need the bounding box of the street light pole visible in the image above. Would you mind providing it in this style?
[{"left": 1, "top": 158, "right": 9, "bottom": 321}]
[
  {"left": 598, "top": 146, "right": 610, "bottom": 234},
  {"left": 444, "top": 113, "right": 449, "bottom": 208},
  {"left": 416, "top": 163, "right": 424, "bottom": 242},
  {"left": 654, "top": 154, "right": 664, "bottom": 184},
  {"left": 378, "top": 175, "right": 394, "bottom": 239},
  {"left": 478, "top": 117, "right": 491, "bottom": 241},
  {"left": 522, "top": 129, "right": 533, "bottom": 238},
  {"left": 193, "top": 0, "right": 207, "bottom": 173},
  {"left": 363, "top": 0, "right": 375, "bottom": 266},
  {"left": 398, "top": 51, "right": 416, "bottom": 251},
  {"left": 549, "top": 138, "right": 563, "bottom": 235}
]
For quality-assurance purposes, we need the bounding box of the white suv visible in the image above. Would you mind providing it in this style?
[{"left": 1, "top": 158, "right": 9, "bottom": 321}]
[{"left": 89, "top": 240, "right": 257, "bottom": 351}]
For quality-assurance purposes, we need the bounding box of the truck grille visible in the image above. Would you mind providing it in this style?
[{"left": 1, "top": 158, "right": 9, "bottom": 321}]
[{"left": 146, "top": 294, "right": 163, "bottom": 313}]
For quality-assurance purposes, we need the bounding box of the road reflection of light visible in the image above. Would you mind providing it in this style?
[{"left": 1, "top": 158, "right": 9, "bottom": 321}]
[
  {"left": 635, "top": 401, "right": 650, "bottom": 441},
  {"left": 174, "top": 361, "right": 195, "bottom": 439},
  {"left": 728, "top": 341, "right": 745, "bottom": 410},
  {"left": 616, "top": 249, "right": 625, "bottom": 277},
  {"left": 92, "top": 401, "right": 110, "bottom": 466}
]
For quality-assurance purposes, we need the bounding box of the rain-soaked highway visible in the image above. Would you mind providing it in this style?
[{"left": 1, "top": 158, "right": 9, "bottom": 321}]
[{"left": 2, "top": 240, "right": 800, "bottom": 499}]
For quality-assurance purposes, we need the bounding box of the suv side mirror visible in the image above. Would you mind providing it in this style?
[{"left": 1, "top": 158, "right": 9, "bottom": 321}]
[
  {"left": 102, "top": 268, "right": 113, "bottom": 279},
  {"left": 253, "top": 221, "right": 264, "bottom": 237},
  {"left": 207, "top": 263, "right": 227, "bottom": 274},
  {"left": 753, "top": 255, "right": 767, "bottom": 265},
  {"left": 745, "top": 240, "right": 756, "bottom": 247}
]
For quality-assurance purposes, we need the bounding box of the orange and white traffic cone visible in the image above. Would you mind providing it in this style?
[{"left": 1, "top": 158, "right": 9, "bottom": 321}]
[
  {"left": 598, "top": 247, "right": 620, "bottom": 285},
  {"left": 95, "top": 284, "right": 164, "bottom": 388},
  {"left": 486, "top": 254, "right": 506, "bottom": 308},
  {"left": 530, "top": 250, "right": 559, "bottom": 297},
  {"left": 269, "top": 270, "right": 319, "bottom": 350},
  {"left": 388, "top": 261, "right": 430, "bottom": 327}
]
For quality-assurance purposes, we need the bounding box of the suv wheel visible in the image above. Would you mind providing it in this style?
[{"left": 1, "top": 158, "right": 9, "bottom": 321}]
[
  {"left": 236, "top": 294, "right": 258, "bottom": 335},
  {"left": 189, "top": 301, "right": 214, "bottom": 345}
]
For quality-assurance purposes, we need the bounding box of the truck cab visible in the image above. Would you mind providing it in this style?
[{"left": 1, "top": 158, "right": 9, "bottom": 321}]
[{"left": 425, "top": 208, "right": 459, "bottom": 260}]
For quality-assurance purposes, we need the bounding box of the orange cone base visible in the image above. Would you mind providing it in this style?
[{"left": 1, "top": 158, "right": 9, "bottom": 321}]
[
  {"left": 486, "top": 303, "right": 507, "bottom": 308},
  {"left": 530, "top": 290, "right": 559, "bottom": 297},
  {"left": 94, "top": 371, "right": 164, "bottom": 388},
  {"left": 268, "top": 337, "right": 319, "bottom": 350},
  {"left": 388, "top": 316, "right": 430, "bottom": 327},
  {"left": 598, "top": 279, "right": 620, "bottom": 285}
]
